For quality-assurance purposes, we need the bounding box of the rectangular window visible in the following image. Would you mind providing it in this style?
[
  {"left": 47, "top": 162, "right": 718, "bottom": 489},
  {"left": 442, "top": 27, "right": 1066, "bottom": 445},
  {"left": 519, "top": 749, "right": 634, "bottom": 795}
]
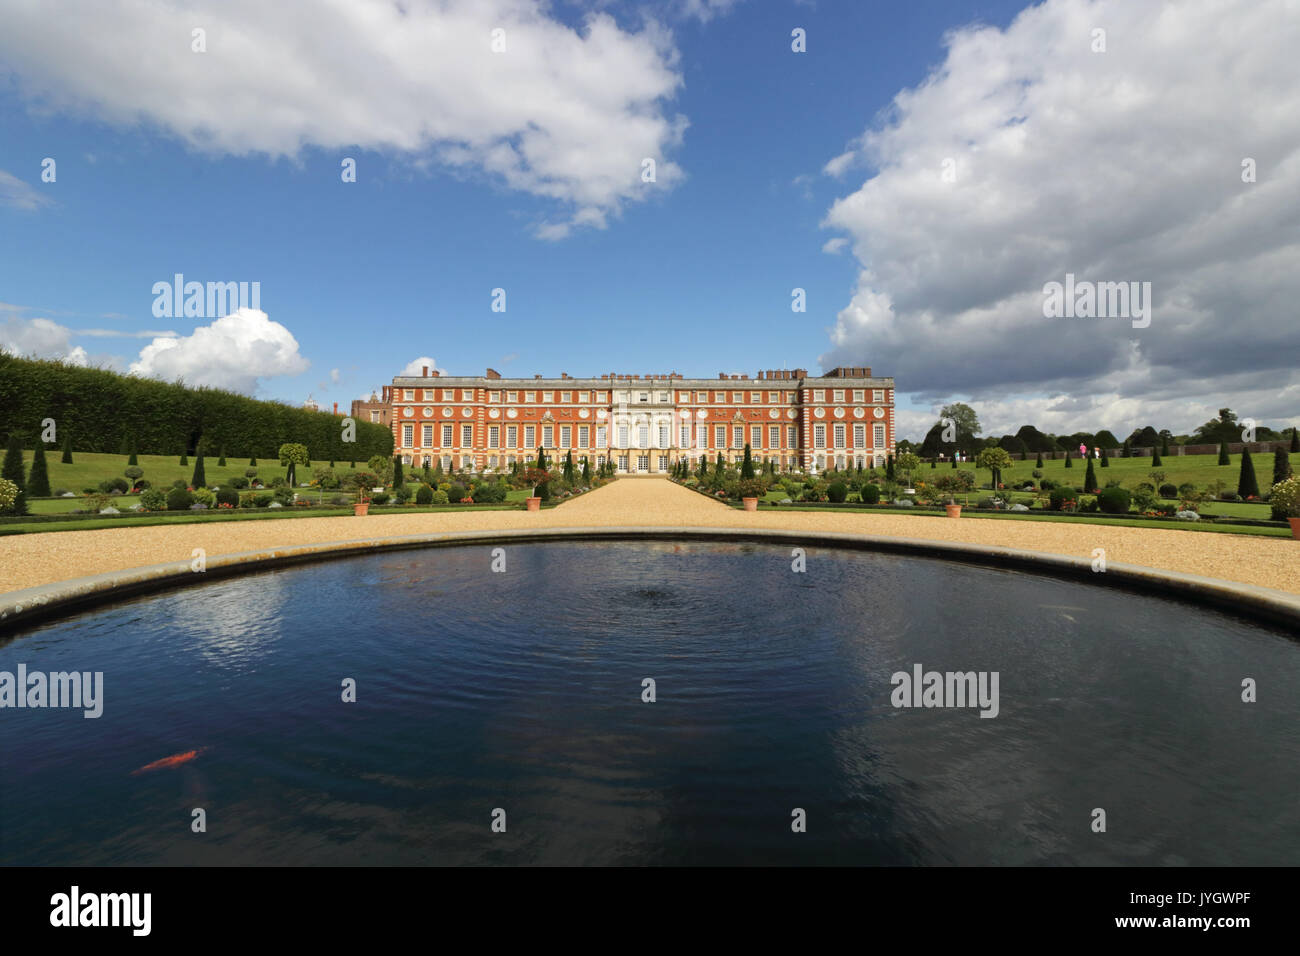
[
  {"left": 578, "top": 426, "right": 589, "bottom": 448},
  {"left": 423, "top": 389, "right": 434, "bottom": 401},
  {"left": 769, "top": 425, "right": 780, "bottom": 447},
  {"left": 597, "top": 425, "right": 607, "bottom": 448},
  {"left": 853, "top": 389, "right": 864, "bottom": 403},
  {"left": 370, "top": 411, "right": 380, "bottom": 423},
  {"left": 680, "top": 425, "right": 690, "bottom": 447},
  {"left": 750, "top": 391, "right": 760, "bottom": 403},
  {"left": 487, "top": 391, "right": 499, "bottom": 403},
  {"left": 833, "top": 389, "right": 845, "bottom": 403},
  {"left": 618, "top": 454, "right": 629, "bottom": 471},
  {"left": 524, "top": 425, "right": 535, "bottom": 448},
  {"left": 488, "top": 426, "right": 500, "bottom": 448},
  {"left": 402, "top": 424, "right": 413, "bottom": 446},
  {"left": 560, "top": 425, "right": 571, "bottom": 447},
  {"left": 813, "top": 389, "right": 825, "bottom": 402},
  {"left": 422, "top": 424, "right": 433, "bottom": 447},
  {"left": 834, "top": 424, "right": 845, "bottom": 448},
  {"left": 873, "top": 389, "right": 884, "bottom": 403},
  {"left": 659, "top": 425, "right": 669, "bottom": 447},
  {"left": 542, "top": 391, "right": 553, "bottom": 403},
  {"left": 442, "top": 389, "right": 454, "bottom": 401},
  {"left": 561, "top": 391, "right": 571, "bottom": 403},
  {"left": 732, "top": 426, "right": 742, "bottom": 447},
  {"left": 657, "top": 455, "right": 668, "bottom": 471},
  {"left": 507, "top": 425, "right": 517, "bottom": 448},
  {"left": 768, "top": 391, "right": 778, "bottom": 403},
  {"left": 638, "top": 424, "right": 650, "bottom": 448},
  {"left": 596, "top": 455, "right": 606, "bottom": 468},
  {"left": 637, "top": 454, "right": 649, "bottom": 471},
  {"left": 729, "top": 391, "right": 740, "bottom": 403},
  {"left": 461, "top": 424, "right": 473, "bottom": 446},
  {"left": 814, "top": 425, "right": 826, "bottom": 449},
  {"left": 577, "top": 391, "right": 588, "bottom": 403},
  {"left": 524, "top": 391, "right": 535, "bottom": 403},
  {"left": 715, "top": 425, "right": 725, "bottom": 447},
  {"left": 596, "top": 391, "right": 607, "bottom": 403},
  {"left": 751, "top": 425, "right": 761, "bottom": 447},
  {"left": 679, "top": 391, "right": 689, "bottom": 402},
  {"left": 697, "top": 391, "right": 707, "bottom": 402},
  {"left": 618, "top": 424, "right": 629, "bottom": 448},
  {"left": 854, "top": 424, "right": 865, "bottom": 448},
  {"left": 874, "top": 424, "right": 886, "bottom": 447},
  {"left": 788, "top": 426, "right": 797, "bottom": 447},
  {"left": 507, "top": 391, "right": 518, "bottom": 402},
  {"left": 543, "top": 427, "right": 554, "bottom": 449},
  {"left": 462, "top": 389, "right": 473, "bottom": 401},
  {"left": 639, "top": 392, "right": 649, "bottom": 403},
  {"left": 441, "top": 424, "right": 453, "bottom": 447}
]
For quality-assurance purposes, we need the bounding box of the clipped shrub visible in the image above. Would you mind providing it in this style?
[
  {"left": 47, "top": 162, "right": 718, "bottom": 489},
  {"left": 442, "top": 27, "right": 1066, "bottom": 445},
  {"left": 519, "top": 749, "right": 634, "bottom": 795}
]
[
  {"left": 1096, "top": 486, "right": 1132, "bottom": 514},
  {"left": 215, "top": 488, "right": 240, "bottom": 508},
  {"left": 448, "top": 482, "right": 468, "bottom": 502},
  {"left": 191, "top": 487, "right": 217, "bottom": 507},
  {"left": 99, "top": 477, "right": 130, "bottom": 494},
  {"left": 166, "top": 487, "right": 194, "bottom": 511},
  {"left": 415, "top": 484, "right": 433, "bottom": 505},
  {"left": 826, "top": 481, "right": 848, "bottom": 503},
  {"left": 228, "top": 476, "right": 249, "bottom": 489},
  {"left": 268, "top": 476, "right": 287, "bottom": 489},
  {"left": 472, "top": 481, "right": 508, "bottom": 504},
  {"left": 330, "top": 494, "right": 351, "bottom": 506},
  {"left": 372, "top": 492, "right": 390, "bottom": 505},
  {"left": 245, "top": 468, "right": 259, "bottom": 479},
  {"left": 1040, "top": 478, "right": 1057, "bottom": 491},
  {"left": 124, "top": 465, "right": 144, "bottom": 481},
  {"left": 394, "top": 485, "right": 413, "bottom": 504},
  {"left": 1268, "top": 475, "right": 1300, "bottom": 519},
  {"left": 253, "top": 493, "right": 274, "bottom": 508},
  {"left": 139, "top": 488, "right": 167, "bottom": 511},
  {"left": 431, "top": 489, "right": 449, "bottom": 505},
  {"left": 1048, "top": 487, "right": 1075, "bottom": 511},
  {"left": 860, "top": 483, "right": 881, "bottom": 504},
  {"left": 1158, "top": 483, "right": 1177, "bottom": 499}
]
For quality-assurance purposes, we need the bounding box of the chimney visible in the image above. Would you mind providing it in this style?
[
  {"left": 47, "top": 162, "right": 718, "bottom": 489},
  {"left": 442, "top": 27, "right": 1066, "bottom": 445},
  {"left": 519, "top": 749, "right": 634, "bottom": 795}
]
[
  {"left": 486, "top": 368, "right": 501, "bottom": 379},
  {"left": 422, "top": 365, "right": 429, "bottom": 377},
  {"left": 333, "top": 402, "right": 338, "bottom": 415}
]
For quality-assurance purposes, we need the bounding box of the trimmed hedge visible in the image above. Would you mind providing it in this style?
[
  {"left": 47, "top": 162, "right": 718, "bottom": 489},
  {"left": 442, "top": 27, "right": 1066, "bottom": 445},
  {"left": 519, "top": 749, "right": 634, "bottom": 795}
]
[{"left": 0, "top": 353, "right": 393, "bottom": 461}]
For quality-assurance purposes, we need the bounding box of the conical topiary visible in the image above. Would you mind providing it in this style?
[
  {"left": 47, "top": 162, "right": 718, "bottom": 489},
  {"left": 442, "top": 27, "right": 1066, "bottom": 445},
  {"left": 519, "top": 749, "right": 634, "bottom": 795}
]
[
  {"left": 1100, "top": 451, "right": 1109, "bottom": 468},
  {"left": 1152, "top": 449, "right": 1162, "bottom": 467},
  {"left": 191, "top": 452, "right": 206, "bottom": 489},
  {"left": 1237, "top": 447, "right": 1259, "bottom": 499},
  {"left": 218, "top": 445, "right": 227, "bottom": 466},
  {"left": 1083, "top": 456, "right": 1098, "bottom": 494},
  {"left": 127, "top": 438, "right": 138, "bottom": 466},
  {"left": 61, "top": 432, "right": 73, "bottom": 464},
  {"left": 1218, "top": 441, "right": 1230, "bottom": 465},
  {"left": 1064, "top": 450, "right": 1072, "bottom": 468},
  {"left": 2, "top": 434, "right": 28, "bottom": 515},
  {"left": 741, "top": 444, "right": 754, "bottom": 479},
  {"left": 1273, "top": 447, "right": 1292, "bottom": 487},
  {"left": 28, "top": 439, "right": 51, "bottom": 498}
]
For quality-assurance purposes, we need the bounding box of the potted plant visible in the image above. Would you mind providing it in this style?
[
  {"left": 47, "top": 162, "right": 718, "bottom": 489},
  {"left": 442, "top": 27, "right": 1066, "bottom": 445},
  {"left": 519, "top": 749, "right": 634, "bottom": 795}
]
[
  {"left": 737, "top": 477, "right": 767, "bottom": 512},
  {"left": 523, "top": 468, "right": 551, "bottom": 512},
  {"left": 933, "top": 469, "right": 976, "bottom": 517},
  {"left": 353, "top": 486, "right": 370, "bottom": 516},
  {"left": 1269, "top": 475, "right": 1300, "bottom": 539}
]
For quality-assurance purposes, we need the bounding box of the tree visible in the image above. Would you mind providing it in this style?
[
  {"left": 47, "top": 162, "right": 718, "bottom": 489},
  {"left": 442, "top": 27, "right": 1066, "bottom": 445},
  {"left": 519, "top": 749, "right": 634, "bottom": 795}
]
[
  {"left": 1193, "top": 408, "right": 1240, "bottom": 444},
  {"left": 280, "top": 443, "right": 310, "bottom": 487},
  {"left": 393, "top": 456, "right": 404, "bottom": 489},
  {"left": 28, "top": 439, "right": 51, "bottom": 497},
  {"left": 975, "top": 446, "right": 1012, "bottom": 490},
  {"left": 1273, "top": 447, "right": 1292, "bottom": 487},
  {"left": 1064, "top": 450, "right": 1072, "bottom": 469},
  {"left": 1218, "top": 441, "right": 1230, "bottom": 465},
  {"left": 697, "top": 455, "right": 707, "bottom": 479},
  {"left": 1237, "top": 447, "right": 1260, "bottom": 499},
  {"left": 61, "top": 432, "right": 73, "bottom": 464},
  {"left": 1035, "top": 453, "right": 1044, "bottom": 468},
  {"left": 218, "top": 445, "right": 227, "bottom": 466},
  {"left": 1093, "top": 430, "right": 1120, "bottom": 449},
  {"left": 715, "top": 452, "right": 724, "bottom": 474},
  {"left": 895, "top": 452, "right": 920, "bottom": 483},
  {"left": 1100, "top": 451, "right": 1109, "bottom": 468},
  {"left": 741, "top": 444, "right": 755, "bottom": 479},
  {"left": 1083, "top": 456, "right": 1098, "bottom": 493},
  {"left": 127, "top": 438, "right": 138, "bottom": 466},
  {"left": 1151, "top": 448, "right": 1162, "bottom": 467},
  {"left": 250, "top": 456, "right": 258, "bottom": 466},
  {"left": 179, "top": 449, "right": 188, "bottom": 466},
  {"left": 2, "top": 434, "right": 28, "bottom": 514},
  {"left": 1121, "top": 439, "right": 1132, "bottom": 458},
  {"left": 191, "top": 451, "right": 207, "bottom": 488},
  {"left": 563, "top": 451, "right": 575, "bottom": 482},
  {"left": 1014, "top": 425, "right": 1056, "bottom": 454},
  {"left": 939, "top": 402, "right": 981, "bottom": 440},
  {"left": 582, "top": 457, "right": 592, "bottom": 483},
  {"left": 886, "top": 455, "right": 895, "bottom": 481},
  {"left": 1160, "top": 433, "right": 1170, "bottom": 456},
  {"left": 1290, "top": 427, "right": 1300, "bottom": 453},
  {"left": 535, "top": 447, "right": 549, "bottom": 470}
]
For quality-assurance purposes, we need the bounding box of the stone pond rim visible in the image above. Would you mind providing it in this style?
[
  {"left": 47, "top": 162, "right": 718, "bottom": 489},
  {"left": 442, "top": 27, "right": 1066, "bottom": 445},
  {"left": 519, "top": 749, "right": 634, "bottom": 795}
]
[{"left": 2, "top": 526, "right": 1299, "bottom": 634}]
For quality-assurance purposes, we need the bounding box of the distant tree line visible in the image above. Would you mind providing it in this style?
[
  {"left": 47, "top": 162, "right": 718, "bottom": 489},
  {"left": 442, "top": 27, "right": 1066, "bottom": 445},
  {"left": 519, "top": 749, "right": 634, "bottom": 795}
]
[{"left": 0, "top": 353, "right": 393, "bottom": 461}]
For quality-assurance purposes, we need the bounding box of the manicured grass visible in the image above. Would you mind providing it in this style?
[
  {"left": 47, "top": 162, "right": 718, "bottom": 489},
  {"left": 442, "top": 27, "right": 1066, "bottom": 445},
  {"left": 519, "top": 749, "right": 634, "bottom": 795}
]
[{"left": 15, "top": 450, "right": 320, "bottom": 493}]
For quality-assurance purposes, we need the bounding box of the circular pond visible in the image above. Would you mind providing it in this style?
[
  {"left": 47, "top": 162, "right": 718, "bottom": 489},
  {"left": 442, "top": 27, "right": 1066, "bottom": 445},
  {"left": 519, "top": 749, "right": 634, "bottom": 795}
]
[{"left": 1, "top": 540, "right": 1296, "bottom": 865}]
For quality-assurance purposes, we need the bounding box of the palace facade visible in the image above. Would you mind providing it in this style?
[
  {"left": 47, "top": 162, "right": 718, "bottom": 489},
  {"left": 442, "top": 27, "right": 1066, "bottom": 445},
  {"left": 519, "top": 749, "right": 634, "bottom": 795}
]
[{"left": 383, "top": 365, "right": 895, "bottom": 474}]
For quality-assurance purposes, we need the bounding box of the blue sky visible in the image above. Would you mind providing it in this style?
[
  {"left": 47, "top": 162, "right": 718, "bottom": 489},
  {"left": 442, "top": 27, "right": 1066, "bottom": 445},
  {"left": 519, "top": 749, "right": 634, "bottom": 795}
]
[{"left": 2, "top": 0, "right": 1297, "bottom": 440}]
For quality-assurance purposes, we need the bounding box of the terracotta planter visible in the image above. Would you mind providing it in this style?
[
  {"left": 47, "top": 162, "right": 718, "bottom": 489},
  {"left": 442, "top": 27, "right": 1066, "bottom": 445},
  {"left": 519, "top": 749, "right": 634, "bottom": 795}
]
[
  {"left": 526, "top": 496, "right": 541, "bottom": 512},
  {"left": 353, "top": 503, "right": 369, "bottom": 516},
  {"left": 742, "top": 497, "right": 758, "bottom": 512},
  {"left": 1290, "top": 517, "right": 1300, "bottom": 539},
  {"left": 945, "top": 504, "right": 962, "bottom": 518}
]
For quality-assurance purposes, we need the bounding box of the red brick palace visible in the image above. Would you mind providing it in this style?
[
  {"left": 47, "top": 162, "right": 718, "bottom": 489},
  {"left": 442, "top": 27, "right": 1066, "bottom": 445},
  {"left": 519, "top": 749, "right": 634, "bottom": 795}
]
[{"left": 382, "top": 365, "right": 895, "bottom": 474}]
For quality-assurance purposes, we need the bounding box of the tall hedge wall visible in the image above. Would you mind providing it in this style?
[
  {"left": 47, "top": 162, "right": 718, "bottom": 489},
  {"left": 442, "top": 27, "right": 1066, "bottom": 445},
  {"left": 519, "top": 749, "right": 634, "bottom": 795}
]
[{"left": 0, "top": 354, "right": 392, "bottom": 461}]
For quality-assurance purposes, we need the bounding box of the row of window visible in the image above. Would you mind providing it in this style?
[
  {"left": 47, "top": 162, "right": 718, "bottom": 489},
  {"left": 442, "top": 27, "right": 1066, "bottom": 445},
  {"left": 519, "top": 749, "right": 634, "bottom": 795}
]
[
  {"left": 398, "top": 387, "right": 889, "bottom": 404},
  {"left": 398, "top": 422, "right": 889, "bottom": 450},
  {"left": 405, "top": 452, "right": 887, "bottom": 472}
]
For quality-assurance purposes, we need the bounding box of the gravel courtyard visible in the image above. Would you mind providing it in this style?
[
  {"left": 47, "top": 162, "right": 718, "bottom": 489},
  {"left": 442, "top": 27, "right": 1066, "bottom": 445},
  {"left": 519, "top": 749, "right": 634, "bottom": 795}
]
[{"left": 1, "top": 477, "right": 1296, "bottom": 595}]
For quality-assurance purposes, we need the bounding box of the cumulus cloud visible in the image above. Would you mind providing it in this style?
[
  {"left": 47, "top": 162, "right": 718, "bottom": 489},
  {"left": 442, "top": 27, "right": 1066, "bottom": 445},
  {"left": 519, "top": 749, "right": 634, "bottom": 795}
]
[
  {"left": 129, "top": 308, "right": 309, "bottom": 393},
  {"left": 399, "top": 356, "right": 444, "bottom": 377},
  {"left": 819, "top": 0, "right": 1300, "bottom": 438},
  {"left": 0, "top": 0, "right": 687, "bottom": 237},
  {"left": 0, "top": 313, "right": 89, "bottom": 365}
]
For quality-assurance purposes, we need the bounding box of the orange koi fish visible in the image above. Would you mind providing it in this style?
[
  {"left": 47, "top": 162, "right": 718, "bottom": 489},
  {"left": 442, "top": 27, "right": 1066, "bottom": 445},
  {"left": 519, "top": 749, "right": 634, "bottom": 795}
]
[{"left": 132, "top": 747, "right": 207, "bottom": 775}]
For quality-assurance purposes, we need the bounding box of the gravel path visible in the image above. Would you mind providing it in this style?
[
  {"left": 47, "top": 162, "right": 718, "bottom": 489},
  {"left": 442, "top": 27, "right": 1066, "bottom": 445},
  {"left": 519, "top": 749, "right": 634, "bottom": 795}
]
[{"left": 2, "top": 478, "right": 1297, "bottom": 594}]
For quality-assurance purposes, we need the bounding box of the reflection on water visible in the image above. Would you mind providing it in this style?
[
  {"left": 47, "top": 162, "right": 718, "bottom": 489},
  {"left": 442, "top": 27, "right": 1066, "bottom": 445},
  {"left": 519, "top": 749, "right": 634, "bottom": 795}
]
[{"left": 1, "top": 542, "right": 1297, "bottom": 866}]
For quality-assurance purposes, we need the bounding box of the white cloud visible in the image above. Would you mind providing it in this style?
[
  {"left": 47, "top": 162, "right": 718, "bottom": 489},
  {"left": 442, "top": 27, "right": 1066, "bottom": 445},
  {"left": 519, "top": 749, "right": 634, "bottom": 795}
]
[
  {"left": 129, "top": 308, "right": 309, "bottom": 393},
  {"left": 0, "top": 314, "right": 89, "bottom": 365},
  {"left": 820, "top": 0, "right": 1300, "bottom": 438},
  {"left": 822, "top": 151, "right": 855, "bottom": 178},
  {"left": 0, "top": 0, "right": 688, "bottom": 237},
  {"left": 399, "top": 356, "right": 444, "bottom": 377},
  {"left": 821, "top": 237, "right": 848, "bottom": 254},
  {"left": 680, "top": 0, "right": 747, "bottom": 23},
  {"left": 0, "top": 169, "right": 52, "bottom": 210},
  {"left": 75, "top": 328, "right": 178, "bottom": 338}
]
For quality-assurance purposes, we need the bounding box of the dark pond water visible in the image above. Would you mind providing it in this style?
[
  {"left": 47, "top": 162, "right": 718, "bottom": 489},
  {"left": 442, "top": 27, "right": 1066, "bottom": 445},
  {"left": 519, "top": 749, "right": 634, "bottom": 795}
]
[{"left": 1, "top": 541, "right": 1297, "bottom": 865}]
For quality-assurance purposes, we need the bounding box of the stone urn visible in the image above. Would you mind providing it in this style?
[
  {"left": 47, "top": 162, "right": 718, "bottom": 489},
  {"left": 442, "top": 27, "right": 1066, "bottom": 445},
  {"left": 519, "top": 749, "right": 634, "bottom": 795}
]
[
  {"left": 742, "top": 497, "right": 758, "bottom": 512},
  {"left": 526, "top": 497, "right": 541, "bottom": 512},
  {"left": 945, "top": 503, "right": 962, "bottom": 518},
  {"left": 1290, "top": 517, "right": 1300, "bottom": 540},
  {"left": 353, "top": 503, "right": 369, "bottom": 516}
]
